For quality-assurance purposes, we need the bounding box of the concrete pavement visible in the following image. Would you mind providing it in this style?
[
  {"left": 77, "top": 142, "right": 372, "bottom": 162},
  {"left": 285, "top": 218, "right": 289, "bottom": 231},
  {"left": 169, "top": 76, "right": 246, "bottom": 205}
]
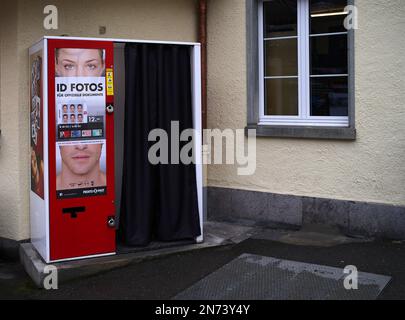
[{"left": 1, "top": 222, "right": 404, "bottom": 300}]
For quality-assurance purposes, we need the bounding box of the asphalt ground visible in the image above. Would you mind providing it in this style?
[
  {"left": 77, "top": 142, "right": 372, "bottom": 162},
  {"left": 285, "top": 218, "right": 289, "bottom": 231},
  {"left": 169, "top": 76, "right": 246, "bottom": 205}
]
[{"left": 1, "top": 237, "right": 404, "bottom": 300}]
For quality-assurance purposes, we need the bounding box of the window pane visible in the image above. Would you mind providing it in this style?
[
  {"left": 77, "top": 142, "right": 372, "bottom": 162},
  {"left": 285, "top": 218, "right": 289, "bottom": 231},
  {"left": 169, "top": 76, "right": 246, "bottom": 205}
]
[
  {"left": 311, "top": 34, "right": 347, "bottom": 75},
  {"left": 311, "top": 77, "right": 348, "bottom": 116},
  {"left": 264, "top": 0, "right": 297, "bottom": 38},
  {"left": 310, "top": 0, "right": 348, "bottom": 34},
  {"left": 265, "top": 39, "right": 298, "bottom": 77},
  {"left": 265, "top": 78, "right": 298, "bottom": 116}
]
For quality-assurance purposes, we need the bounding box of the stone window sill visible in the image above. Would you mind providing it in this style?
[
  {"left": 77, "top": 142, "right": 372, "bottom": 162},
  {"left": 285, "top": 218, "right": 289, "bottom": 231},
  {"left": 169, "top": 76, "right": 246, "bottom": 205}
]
[{"left": 245, "top": 125, "right": 356, "bottom": 141}]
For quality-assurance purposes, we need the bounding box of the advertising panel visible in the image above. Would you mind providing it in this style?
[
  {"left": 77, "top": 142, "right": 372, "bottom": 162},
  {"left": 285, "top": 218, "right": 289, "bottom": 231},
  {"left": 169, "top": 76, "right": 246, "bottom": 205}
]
[
  {"left": 30, "top": 50, "right": 44, "bottom": 199},
  {"left": 54, "top": 48, "right": 107, "bottom": 199}
]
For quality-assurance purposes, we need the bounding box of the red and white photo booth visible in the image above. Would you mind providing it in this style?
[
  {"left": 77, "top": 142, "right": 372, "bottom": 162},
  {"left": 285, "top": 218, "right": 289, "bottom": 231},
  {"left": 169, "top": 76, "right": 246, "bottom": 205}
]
[{"left": 29, "top": 37, "right": 203, "bottom": 263}]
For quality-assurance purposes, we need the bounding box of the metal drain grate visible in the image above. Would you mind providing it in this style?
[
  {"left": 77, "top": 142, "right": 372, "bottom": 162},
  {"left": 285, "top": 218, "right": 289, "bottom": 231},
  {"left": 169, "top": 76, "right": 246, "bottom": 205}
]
[{"left": 174, "top": 254, "right": 391, "bottom": 300}]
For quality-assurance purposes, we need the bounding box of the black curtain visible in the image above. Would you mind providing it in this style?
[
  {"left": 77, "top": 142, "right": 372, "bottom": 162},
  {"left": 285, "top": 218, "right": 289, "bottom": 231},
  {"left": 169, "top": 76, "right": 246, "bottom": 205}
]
[{"left": 119, "top": 43, "right": 201, "bottom": 246}]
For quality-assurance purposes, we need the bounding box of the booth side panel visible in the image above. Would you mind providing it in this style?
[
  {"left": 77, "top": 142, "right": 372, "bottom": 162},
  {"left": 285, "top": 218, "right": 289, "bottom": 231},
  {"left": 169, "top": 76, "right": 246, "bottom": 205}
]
[
  {"left": 191, "top": 45, "right": 204, "bottom": 243},
  {"left": 47, "top": 39, "right": 116, "bottom": 262},
  {"left": 29, "top": 39, "right": 50, "bottom": 261}
]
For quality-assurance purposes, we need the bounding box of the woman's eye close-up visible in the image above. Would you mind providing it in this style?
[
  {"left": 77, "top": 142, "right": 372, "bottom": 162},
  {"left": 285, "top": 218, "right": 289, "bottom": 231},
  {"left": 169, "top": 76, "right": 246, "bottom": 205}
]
[
  {"left": 87, "top": 64, "right": 97, "bottom": 70},
  {"left": 63, "top": 64, "right": 75, "bottom": 70}
]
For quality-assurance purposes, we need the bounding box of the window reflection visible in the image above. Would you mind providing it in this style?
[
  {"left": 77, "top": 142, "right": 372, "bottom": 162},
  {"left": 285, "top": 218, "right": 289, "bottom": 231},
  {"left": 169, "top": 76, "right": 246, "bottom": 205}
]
[
  {"left": 264, "top": 0, "right": 297, "bottom": 38},
  {"left": 266, "top": 78, "right": 299, "bottom": 116},
  {"left": 310, "top": 0, "right": 348, "bottom": 34},
  {"left": 266, "top": 39, "right": 298, "bottom": 77},
  {"left": 311, "top": 77, "right": 348, "bottom": 116},
  {"left": 311, "top": 34, "right": 348, "bottom": 75}
]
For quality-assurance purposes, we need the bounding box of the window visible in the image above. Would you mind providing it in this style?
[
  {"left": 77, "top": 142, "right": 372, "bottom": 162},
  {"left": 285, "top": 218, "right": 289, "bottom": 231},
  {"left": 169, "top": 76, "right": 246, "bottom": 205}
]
[{"left": 258, "top": 0, "right": 351, "bottom": 128}]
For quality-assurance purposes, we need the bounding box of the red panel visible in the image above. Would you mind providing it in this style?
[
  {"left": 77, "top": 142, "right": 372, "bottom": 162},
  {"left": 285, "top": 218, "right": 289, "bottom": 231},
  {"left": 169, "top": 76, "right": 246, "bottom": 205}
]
[{"left": 48, "top": 39, "right": 115, "bottom": 261}]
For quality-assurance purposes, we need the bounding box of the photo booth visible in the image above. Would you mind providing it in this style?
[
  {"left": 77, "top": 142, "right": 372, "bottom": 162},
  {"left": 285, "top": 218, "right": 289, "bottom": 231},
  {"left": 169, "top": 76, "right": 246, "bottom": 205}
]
[{"left": 29, "top": 37, "right": 203, "bottom": 263}]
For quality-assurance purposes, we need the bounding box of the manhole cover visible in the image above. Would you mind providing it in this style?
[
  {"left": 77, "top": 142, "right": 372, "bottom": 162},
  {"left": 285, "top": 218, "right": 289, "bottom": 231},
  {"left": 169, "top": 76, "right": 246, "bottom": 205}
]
[{"left": 174, "top": 254, "right": 391, "bottom": 300}]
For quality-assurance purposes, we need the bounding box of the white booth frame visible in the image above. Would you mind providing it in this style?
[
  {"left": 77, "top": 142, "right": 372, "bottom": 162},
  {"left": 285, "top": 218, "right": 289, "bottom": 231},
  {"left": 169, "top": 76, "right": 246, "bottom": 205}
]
[{"left": 30, "top": 36, "right": 204, "bottom": 263}]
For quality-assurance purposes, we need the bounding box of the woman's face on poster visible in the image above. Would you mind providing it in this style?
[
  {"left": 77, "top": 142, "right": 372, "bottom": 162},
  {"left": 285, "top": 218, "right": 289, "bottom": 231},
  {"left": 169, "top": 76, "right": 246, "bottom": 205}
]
[{"left": 56, "top": 48, "right": 105, "bottom": 77}]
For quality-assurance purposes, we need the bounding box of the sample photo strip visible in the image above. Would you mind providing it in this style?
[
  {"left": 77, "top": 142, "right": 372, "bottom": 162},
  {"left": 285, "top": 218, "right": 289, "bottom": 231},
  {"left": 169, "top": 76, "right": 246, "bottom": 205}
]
[{"left": 58, "top": 103, "right": 88, "bottom": 124}]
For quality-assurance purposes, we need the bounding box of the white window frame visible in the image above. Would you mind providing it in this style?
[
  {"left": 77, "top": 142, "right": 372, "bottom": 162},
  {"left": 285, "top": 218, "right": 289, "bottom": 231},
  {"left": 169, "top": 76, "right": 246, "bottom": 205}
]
[{"left": 258, "top": 0, "right": 349, "bottom": 127}]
